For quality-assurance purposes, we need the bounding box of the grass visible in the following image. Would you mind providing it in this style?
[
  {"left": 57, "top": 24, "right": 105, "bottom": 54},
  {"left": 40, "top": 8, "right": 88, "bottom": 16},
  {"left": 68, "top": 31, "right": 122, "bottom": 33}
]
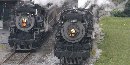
[
  {"left": 0, "top": 44, "right": 6, "bottom": 50},
  {"left": 95, "top": 17, "right": 130, "bottom": 65}
]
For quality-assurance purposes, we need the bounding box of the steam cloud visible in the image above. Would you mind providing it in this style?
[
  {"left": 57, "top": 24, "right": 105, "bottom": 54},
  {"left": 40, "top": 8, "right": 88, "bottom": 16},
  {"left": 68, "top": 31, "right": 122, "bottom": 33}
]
[
  {"left": 23, "top": 0, "right": 113, "bottom": 9},
  {"left": 32, "top": 0, "right": 65, "bottom": 7},
  {"left": 78, "top": 0, "right": 113, "bottom": 9}
]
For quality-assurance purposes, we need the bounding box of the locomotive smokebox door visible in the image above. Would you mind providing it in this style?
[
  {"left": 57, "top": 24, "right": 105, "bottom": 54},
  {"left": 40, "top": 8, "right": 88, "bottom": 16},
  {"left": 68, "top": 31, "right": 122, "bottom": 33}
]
[{"left": 61, "top": 22, "right": 85, "bottom": 43}]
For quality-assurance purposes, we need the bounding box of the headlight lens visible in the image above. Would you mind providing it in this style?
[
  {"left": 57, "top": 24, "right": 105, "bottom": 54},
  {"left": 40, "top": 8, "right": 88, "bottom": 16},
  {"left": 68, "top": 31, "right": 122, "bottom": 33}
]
[
  {"left": 69, "top": 28, "right": 76, "bottom": 37},
  {"left": 22, "top": 18, "right": 27, "bottom": 28}
]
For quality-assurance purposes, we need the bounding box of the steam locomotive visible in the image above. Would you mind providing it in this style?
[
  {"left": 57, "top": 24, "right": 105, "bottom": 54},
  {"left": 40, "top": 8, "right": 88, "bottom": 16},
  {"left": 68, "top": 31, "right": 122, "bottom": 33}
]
[
  {"left": 54, "top": 7, "right": 96, "bottom": 64},
  {"left": 8, "top": 1, "right": 49, "bottom": 51}
]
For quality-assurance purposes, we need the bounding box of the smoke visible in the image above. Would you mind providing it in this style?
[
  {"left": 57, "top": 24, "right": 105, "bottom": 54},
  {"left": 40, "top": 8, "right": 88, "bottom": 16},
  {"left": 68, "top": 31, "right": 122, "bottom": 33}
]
[
  {"left": 78, "top": 0, "right": 113, "bottom": 9},
  {"left": 96, "top": 0, "right": 111, "bottom": 6},
  {"left": 32, "top": 0, "right": 65, "bottom": 7},
  {"left": 78, "top": 0, "right": 90, "bottom": 8}
]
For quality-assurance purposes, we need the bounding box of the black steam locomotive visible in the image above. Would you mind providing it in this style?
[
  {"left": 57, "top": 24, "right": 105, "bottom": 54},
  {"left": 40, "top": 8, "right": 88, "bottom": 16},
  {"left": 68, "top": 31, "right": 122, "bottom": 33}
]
[
  {"left": 8, "top": 1, "right": 49, "bottom": 51},
  {"left": 54, "top": 7, "right": 96, "bottom": 64}
]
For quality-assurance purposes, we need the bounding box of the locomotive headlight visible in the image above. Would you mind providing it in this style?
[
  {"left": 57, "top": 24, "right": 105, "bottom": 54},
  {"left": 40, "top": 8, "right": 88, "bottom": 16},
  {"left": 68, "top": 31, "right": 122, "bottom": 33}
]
[
  {"left": 22, "top": 18, "right": 27, "bottom": 28},
  {"left": 69, "top": 28, "right": 76, "bottom": 37}
]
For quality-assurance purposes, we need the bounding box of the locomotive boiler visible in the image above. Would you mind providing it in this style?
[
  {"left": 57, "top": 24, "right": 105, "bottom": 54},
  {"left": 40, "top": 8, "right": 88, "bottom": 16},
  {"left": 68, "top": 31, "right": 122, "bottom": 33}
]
[
  {"left": 54, "top": 7, "right": 96, "bottom": 65},
  {"left": 8, "top": 1, "right": 49, "bottom": 51}
]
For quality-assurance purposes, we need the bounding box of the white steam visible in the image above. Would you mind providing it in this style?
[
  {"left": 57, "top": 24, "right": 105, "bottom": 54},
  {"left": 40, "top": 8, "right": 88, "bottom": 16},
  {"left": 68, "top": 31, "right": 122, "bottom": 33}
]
[
  {"left": 32, "top": 0, "right": 65, "bottom": 7},
  {"left": 96, "top": 0, "right": 111, "bottom": 6},
  {"left": 78, "top": 0, "right": 113, "bottom": 9},
  {"left": 78, "top": 0, "right": 90, "bottom": 8}
]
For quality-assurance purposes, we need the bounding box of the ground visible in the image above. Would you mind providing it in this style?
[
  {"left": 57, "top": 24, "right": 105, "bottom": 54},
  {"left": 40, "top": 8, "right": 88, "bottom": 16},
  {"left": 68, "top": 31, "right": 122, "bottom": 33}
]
[{"left": 95, "top": 17, "right": 130, "bottom": 65}]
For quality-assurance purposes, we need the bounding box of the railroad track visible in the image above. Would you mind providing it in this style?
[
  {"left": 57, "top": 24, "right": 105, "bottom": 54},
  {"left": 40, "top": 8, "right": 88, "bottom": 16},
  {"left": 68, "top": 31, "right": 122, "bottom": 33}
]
[{"left": 1, "top": 52, "right": 31, "bottom": 65}]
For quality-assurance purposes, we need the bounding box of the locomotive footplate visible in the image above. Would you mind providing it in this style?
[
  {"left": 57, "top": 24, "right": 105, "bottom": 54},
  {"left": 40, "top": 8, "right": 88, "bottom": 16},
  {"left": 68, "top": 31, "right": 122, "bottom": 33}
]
[{"left": 9, "top": 39, "right": 38, "bottom": 50}]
